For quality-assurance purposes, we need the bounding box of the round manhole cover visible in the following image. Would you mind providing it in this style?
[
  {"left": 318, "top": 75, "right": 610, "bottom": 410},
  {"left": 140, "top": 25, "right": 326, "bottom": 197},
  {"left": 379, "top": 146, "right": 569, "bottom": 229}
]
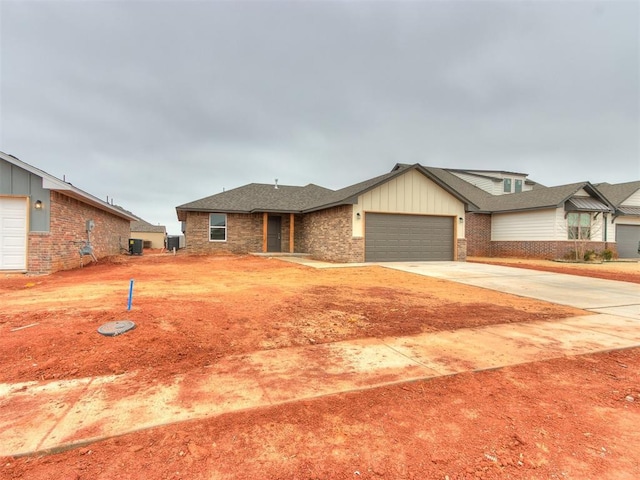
[{"left": 97, "top": 320, "right": 136, "bottom": 337}]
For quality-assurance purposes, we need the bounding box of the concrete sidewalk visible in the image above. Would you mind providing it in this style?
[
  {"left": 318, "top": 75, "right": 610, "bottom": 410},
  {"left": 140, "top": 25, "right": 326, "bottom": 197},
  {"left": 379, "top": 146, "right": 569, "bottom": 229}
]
[{"left": 2, "top": 312, "right": 640, "bottom": 458}]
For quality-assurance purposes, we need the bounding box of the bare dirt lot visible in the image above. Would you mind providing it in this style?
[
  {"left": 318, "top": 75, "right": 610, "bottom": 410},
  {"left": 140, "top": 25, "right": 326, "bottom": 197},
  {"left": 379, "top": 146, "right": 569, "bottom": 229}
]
[{"left": 1, "top": 254, "right": 639, "bottom": 479}]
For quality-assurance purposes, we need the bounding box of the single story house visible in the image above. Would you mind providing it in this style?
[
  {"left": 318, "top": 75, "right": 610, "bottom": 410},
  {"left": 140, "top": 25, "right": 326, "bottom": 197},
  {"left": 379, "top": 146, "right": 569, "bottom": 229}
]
[
  {"left": 0, "top": 151, "right": 138, "bottom": 274},
  {"left": 177, "top": 164, "right": 472, "bottom": 262},
  {"left": 176, "top": 163, "right": 635, "bottom": 263},
  {"left": 131, "top": 219, "right": 167, "bottom": 249},
  {"left": 595, "top": 181, "right": 640, "bottom": 258}
]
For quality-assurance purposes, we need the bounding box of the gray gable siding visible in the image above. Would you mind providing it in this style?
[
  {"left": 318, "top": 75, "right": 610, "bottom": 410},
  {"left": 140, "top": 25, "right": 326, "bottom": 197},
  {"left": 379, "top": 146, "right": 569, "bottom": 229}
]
[{"left": 1, "top": 157, "right": 50, "bottom": 232}]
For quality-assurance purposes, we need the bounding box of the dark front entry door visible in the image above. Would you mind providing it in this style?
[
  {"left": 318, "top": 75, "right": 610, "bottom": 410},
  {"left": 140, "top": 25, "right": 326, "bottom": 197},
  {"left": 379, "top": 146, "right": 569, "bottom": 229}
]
[{"left": 267, "top": 216, "right": 282, "bottom": 252}]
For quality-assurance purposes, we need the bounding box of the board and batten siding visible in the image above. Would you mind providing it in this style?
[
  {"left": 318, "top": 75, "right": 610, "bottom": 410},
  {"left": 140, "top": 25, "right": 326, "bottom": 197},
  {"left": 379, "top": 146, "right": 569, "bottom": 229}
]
[{"left": 353, "top": 169, "right": 465, "bottom": 238}]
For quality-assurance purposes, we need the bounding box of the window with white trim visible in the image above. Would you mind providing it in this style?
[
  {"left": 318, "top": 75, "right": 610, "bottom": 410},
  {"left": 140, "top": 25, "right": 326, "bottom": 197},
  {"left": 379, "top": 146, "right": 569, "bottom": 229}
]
[
  {"left": 209, "top": 213, "right": 227, "bottom": 241},
  {"left": 515, "top": 179, "right": 523, "bottom": 193},
  {"left": 567, "top": 212, "right": 591, "bottom": 240},
  {"left": 503, "top": 178, "right": 512, "bottom": 193}
]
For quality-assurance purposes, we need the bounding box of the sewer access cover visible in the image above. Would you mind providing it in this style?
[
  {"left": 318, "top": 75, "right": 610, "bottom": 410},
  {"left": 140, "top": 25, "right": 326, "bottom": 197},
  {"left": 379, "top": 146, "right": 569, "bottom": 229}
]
[{"left": 97, "top": 320, "right": 136, "bottom": 337}]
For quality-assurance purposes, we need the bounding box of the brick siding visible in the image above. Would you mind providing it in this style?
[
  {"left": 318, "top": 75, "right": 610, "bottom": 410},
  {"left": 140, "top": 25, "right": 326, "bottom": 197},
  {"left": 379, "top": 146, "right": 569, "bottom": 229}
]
[
  {"left": 184, "top": 211, "right": 263, "bottom": 254},
  {"left": 296, "top": 206, "right": 364, "bottom": 263},
  {"left": 28, "top": 191, "right": 131, "bottom": 274},
  {"left": 490, "top": 240, "right": 617, "bottom": 260},
  {"left": 465, "top": 213, "right": 492, "bottom": 257}
]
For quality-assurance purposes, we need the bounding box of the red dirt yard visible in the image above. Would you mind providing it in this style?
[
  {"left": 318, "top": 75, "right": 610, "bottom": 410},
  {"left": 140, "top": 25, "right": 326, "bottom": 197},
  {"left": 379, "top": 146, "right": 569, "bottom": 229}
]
[{"left": 1, "top": 254, "right": 639, "bottom": 479}]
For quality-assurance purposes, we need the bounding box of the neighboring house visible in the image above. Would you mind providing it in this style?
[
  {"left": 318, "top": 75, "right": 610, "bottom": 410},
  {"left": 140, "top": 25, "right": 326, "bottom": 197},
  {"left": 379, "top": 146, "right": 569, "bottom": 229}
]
[
  {"left": 131, "top": 219, "right": 167, "bottom": 249},
  {"left": 461, "top": 180, "right": 615, "bottom": 259},
  {"left": 596, "top": 181, "right": 640, "bottom": 258},
  {"left": 176, "top": 163, "right": 632, "bottom": 263},
  {"left": 0, "top": 152, "right": 138, "bottom": 274},
  {"left": 447, "top": 169, "right": 540, "bottom": 195}
]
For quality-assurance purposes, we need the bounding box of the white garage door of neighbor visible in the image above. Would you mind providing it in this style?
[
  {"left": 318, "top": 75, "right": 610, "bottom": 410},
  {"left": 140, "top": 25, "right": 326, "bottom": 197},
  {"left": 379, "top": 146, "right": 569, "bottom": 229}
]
[{"left": 0, "top": 197, "right": 28, "bottom": 270}]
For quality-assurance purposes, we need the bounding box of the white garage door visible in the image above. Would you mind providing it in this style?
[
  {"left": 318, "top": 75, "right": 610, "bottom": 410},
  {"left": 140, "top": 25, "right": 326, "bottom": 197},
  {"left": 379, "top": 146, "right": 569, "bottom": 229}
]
[
  {"left": 365, "top": 213, "right": 454, "bottom": 262},
  {"left": 0, "top": 197, "right": 28, "bottom": 270},
  {"left": 616, "top": 224, "right": 640, "bottom": 259}
]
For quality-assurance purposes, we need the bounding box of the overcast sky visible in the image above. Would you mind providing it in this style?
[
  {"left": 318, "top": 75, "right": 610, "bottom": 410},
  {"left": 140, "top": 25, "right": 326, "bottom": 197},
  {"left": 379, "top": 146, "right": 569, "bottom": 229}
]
[{"left": 1, "top": 0, "right": 638, "bottom": 234}]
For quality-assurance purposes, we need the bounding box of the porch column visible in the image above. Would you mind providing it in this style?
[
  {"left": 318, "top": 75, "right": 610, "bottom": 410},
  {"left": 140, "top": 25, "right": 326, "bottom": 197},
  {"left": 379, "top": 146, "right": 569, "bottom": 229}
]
[
  {"left": 289, "top": 213, "right": 295, "bottom": 253},
  {"left": 262, "top": 212, "right": 268, "bottom": 252}
]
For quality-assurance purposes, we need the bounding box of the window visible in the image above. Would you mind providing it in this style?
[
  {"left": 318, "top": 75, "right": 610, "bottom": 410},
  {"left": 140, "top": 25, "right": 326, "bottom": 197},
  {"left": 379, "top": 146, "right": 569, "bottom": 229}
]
[
  {"left": 209, "top": 213, "right": 227, "bottom": 241},
  {"left": 503, "top": 178, "right": 512, "bottom": 193},
  {"left": 567, "top": 212, "right": 591, "bottom": 240},
  {"left": 515, "top": 179, "right": 523, "bottom": 193}
]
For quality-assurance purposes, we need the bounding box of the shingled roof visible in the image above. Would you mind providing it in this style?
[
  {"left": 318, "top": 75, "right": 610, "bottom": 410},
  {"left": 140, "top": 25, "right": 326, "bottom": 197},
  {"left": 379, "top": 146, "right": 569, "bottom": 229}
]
[
  {"left": 176, "top": 183, "right": 334, "bottom": 220},
  {"left": 176, "top": 164, "right": 482, "bottom": 220},
  {"left": 176, "top": 164, "right": 620, "bottom": 219},
  {"left": 131, "top": 219, "right": 166, "bottom": 234},
  {"left": 302, "top": 163, "right": 482, "bottom": 212},
  {"left": 595, "top": 181, "right": 640, "bottom": 206},
  {"left": 479, "top": 182, "right": 613, "bottom": 213}
]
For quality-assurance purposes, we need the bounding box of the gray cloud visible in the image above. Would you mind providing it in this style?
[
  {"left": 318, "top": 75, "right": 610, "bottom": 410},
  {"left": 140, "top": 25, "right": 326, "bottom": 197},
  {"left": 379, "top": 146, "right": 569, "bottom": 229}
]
[{"left": 1, "top": 0, "right": 638, "bottom": 233}]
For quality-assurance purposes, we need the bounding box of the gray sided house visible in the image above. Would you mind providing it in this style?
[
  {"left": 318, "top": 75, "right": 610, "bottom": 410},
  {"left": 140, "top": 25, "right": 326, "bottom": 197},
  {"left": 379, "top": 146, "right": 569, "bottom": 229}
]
[
  {"left": 0, "top": 152, "right": 138, "bottom": 274},
  {"left": 177, "top": 164, "right": 473, "bottom": 263},
  {"left": 177, "top": 163, "right": 635, "bottom": 263}
]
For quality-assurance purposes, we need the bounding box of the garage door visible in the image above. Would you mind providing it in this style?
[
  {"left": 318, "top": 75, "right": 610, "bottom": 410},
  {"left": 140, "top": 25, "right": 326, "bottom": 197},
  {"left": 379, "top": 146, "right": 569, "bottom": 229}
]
[
  {"left": 365, "top": 213, "right": 454, "bottom": 262},
  {"left": 616, "top": 224, "right": 640, "bottom": 259},
  {"left": 0, "top": 197, "right": 28, "bottom": 270}
]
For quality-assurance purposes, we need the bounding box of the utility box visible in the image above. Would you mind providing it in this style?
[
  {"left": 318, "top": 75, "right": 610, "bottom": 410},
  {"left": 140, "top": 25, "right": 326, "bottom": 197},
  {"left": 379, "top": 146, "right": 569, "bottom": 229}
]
[
  {"left": 129, "top": 238, "right": 143, "bottom": 255},
  {"left": 166, "top": 236, "right": 180, "bottom": 251}
]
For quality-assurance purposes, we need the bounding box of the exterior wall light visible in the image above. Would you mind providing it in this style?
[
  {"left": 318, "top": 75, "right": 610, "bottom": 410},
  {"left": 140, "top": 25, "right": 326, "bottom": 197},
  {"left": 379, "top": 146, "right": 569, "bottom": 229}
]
[
  {"left": 459, "top": 216, "right": 464, "bottom": 223},
  {"left": 34, "top": 200, "right": 43, "bottom": 210},
  {"left": 356, "top": 212, "right": 361, "bottom": 220}
]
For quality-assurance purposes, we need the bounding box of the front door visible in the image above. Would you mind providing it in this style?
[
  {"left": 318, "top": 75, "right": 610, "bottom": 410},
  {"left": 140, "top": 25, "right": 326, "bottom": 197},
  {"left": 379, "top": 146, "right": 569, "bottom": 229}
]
[{"left": 267, "top": 216, "right": 282, "bottom": 252}]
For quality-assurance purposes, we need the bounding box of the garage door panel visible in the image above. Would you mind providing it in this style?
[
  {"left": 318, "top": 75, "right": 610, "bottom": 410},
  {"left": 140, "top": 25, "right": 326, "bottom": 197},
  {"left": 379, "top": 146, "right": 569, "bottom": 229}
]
[
  {"left": 365, "top": 213, "right": 454, "bottom": 262},
  {"left": 616, "top": 224, "right": 640, "bottom": 258},
  {"left": 0, "top": 197, "right": 28, "bottom": 270}
]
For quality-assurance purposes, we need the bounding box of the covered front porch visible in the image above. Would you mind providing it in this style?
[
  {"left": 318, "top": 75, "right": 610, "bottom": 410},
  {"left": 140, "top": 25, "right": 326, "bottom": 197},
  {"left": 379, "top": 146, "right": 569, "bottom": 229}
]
[{"left": 260, "top": 212, "right": 299, "bottom": 254}]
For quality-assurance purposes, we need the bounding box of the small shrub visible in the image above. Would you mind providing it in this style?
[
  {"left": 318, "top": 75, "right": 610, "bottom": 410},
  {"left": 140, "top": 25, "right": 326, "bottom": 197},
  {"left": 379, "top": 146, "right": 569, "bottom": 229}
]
[
  {"left": 601, "top": 249, "right": 614, "bottom": 261},
  {"left": 583, "top": 250, "right": 597, "bottom": 261}
]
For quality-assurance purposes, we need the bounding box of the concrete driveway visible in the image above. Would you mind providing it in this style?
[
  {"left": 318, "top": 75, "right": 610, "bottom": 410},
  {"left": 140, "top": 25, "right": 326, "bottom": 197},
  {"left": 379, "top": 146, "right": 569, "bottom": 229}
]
[{"left": 382, "top": 262, "right": 640, "bottom": 320}]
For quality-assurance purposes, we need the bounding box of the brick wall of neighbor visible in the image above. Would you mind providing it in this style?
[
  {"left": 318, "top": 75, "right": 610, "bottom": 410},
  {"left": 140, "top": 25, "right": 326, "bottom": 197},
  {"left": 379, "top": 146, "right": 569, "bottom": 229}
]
[
  {"left": 28, "top": 191, "right": 131, "bottom": 274},
  {"left": 465, "top": 213, "right": 492, "bottom": 257},
  {"left": 296, "top": 206, "right": 364, "bottom": 262},
  {"left": 184, "top": 211, "right": 263, "bottom": 254},
  {"left": 456, "top": 238, "right": 467, "bottom": 261},
  {"left": 490, "top": 241, "right": 617, "bottom": 260}
]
